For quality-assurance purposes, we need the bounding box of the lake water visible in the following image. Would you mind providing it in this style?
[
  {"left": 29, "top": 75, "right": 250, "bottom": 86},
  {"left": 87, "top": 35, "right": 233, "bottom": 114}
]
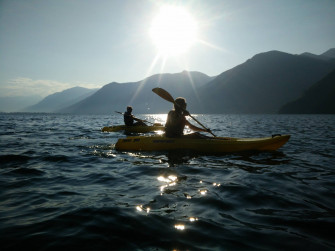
[{"left": 0, "top": 113, "right": 334, "bottom": 250}]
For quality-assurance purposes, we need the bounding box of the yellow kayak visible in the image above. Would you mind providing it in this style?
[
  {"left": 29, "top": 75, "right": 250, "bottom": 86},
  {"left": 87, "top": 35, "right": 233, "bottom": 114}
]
[
  {"left": 115, "top": 134, "right": 290, "bottom": 153},
  {"left": 102, "top": 124, "right": 164, "bottom": 133}
]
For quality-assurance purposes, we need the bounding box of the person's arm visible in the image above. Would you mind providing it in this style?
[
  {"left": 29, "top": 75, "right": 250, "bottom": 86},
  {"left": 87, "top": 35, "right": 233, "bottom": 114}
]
[
  {"left": 124, "top": 113, "right": 132, "bottom": 118},
  {"left": 185, "top": 120, "right": 207, "bottom": 132},
  {"left": 133, "top": 117, "right": 142, "bottom": 122},
  {"left": 125, "top": 113, "right": 138, "bottom": 121}
]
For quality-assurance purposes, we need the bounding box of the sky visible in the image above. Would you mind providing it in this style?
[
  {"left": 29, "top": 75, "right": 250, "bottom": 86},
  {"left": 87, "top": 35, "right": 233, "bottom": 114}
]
[{"left": 0, "top": 0, "right": 334, "bottom": 98}]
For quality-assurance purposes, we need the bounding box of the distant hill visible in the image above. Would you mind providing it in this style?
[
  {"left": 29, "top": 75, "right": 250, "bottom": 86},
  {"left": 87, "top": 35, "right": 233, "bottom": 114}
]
[
  {"left": 22, "top": 87, "right": 97, "bottom": 113},
  {"left": 58, "top": 71, "right": 214, "bottom": 114},
  {"left": 0, "top": 95, "right": 42, "bottom": 112},
  {"left": 196, "top": 50, "right": 335, "bottom": 113},
  {"left": 279, "top": 69, "right": 335, "bottom": 114}
]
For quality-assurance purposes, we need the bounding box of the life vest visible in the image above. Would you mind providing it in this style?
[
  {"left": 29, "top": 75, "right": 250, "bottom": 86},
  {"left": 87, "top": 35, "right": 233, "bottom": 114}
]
[
  {"left": 165, "top": 110, "right": 186, "bottom": 137},
  {"left": 124, "top": 111, "right": 134, "bottom": 126}
]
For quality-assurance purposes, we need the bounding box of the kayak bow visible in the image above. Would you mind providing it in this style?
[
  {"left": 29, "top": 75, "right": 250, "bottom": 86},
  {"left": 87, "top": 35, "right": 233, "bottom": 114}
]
[{"left": 115, "top": 134, "right": 290, "bottom": 153}]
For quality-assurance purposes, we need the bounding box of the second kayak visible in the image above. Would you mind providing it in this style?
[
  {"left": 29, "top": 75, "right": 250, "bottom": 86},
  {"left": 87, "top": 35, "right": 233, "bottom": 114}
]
[
  {"left": 102, "top": 124, "right": 164, "bottom": 133},
  {"left": 115, "top": 134, "right": 290, "bottom": 154}
]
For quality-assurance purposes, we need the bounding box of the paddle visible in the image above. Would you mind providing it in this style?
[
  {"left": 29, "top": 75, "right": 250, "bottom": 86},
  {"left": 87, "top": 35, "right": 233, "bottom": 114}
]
[
  {"left": 152, "top": 87, "right": 216, "bottom": 137},
  {"left": 115, "top": 111, "right": 155, "bottom": 125}
]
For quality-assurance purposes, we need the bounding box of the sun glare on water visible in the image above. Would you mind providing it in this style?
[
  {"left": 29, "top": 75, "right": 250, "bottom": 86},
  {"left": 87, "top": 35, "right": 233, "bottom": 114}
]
[{"left": 149, "top": 5, "right": 198, "bottom": 57}]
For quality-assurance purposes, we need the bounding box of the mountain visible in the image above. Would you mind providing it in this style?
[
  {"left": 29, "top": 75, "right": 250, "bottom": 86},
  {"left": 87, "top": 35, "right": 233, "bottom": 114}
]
[
  {"left": 0, "top": 95, "right": 42, "bottom": 112},
  {"left": 196, "top": 50, "right": 335, "bottom": 113},
  {"left": 301, "top": 48, "right": 335, "bottom": 61},
  {"left": 54, "top": 48, "right": 335, "bottom": 114},
  {"left": 321, "top": 48, "right": 335, "bottom": 58},
  {"left": 22, "top": 87, "right": 98, "bottom": 113},
  {"left": 58, "top": 71, "right": 214, "bottom": 114},
  {"left": 278, "top": 69, "right": 335, "bottom": 114}
]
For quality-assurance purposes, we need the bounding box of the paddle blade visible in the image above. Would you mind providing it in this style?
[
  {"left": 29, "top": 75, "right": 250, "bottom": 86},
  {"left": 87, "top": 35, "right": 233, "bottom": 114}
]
[{"left": 152, "top": 88, "right": 175, "bottom": 103}]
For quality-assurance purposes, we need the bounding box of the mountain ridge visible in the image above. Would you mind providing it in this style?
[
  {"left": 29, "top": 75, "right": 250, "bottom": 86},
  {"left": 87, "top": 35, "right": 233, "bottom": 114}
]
[
  {"left": 58, "top": 71, "right": 214, "bottom": 114},
  {"left": 22, "top": 87, "right": 98, "bottom": 113},
  {"left": 4, "top": 48, "right": 335, "bottom": 114},
  {"left": 196, "top": 50, "right": 335, "bottom": 113}
]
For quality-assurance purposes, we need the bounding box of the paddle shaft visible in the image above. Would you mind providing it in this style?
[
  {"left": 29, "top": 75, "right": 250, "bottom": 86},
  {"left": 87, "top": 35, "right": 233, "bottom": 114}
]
[
  {"left": 152, "top": 88, "right": 216, "bottom": 137},
  {"left": 115, "top": 111, "right": 154, "bottom": 125},
  {"left": 174, "top": 104, "right": 216, "bottom": 137}
]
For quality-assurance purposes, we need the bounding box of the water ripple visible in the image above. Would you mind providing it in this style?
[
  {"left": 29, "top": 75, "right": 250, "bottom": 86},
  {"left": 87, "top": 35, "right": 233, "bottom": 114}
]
[{"left": 0, "top": 113, "right": 334, "bottom": 250}]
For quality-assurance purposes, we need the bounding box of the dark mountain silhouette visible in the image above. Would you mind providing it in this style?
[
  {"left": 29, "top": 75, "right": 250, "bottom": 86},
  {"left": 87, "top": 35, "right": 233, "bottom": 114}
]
[
  {"left": 22, "top": 87, "right": 97, "bottom": 113},
  {"left": 196, "top": 50, "right": 335, "bottom": 113},
  {"left": 279, "top": 69, "right": 335, "bottom": 114},
  {"left": 31, "top": 48, "right": 335, "bottom": 115},
  {"left": 58, "top": 71, "right": 214, "bottom": 114},
  {"left": 300, "top": 48, "right": 335, "bottom": 61},
  {"left": 322, "top": 48, "right": 335, "bottom": 58},
  {"left": 300, "top": 52, "right": 328, "bottom": 61}
]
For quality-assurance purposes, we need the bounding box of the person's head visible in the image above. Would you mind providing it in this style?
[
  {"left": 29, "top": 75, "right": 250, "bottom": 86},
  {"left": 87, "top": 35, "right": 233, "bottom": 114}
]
[
  {"left": 127, "top": 106, "right": 133, "bottom": 112},
  {"left": 174, "top": 97, "right": 187, "bottom": 112}
]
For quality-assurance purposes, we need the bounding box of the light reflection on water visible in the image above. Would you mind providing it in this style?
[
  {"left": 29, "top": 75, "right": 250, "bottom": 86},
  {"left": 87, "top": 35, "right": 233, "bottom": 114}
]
[
  {"left": 174, "top": 224, "right": 185, "bottom": 230},
  {"left": 145, "top": 114, "right": 167, "bottom": 125},
  {"left": 189, "top": 217, "right": 198, "bottom": 222},
  {"left": 158, "top": 175, "right": 178, "bottom": 193},
  {"left": 136, "top": 205, "right": 150, "bottom": 214}
]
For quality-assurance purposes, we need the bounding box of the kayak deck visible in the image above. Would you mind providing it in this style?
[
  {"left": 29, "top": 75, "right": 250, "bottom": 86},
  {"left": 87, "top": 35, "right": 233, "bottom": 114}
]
[
  {"left": 115, "top": 134, "right": 290, "bottom": 154},
  {"left": 102, "top": 124, "right": 164, "bottom": 133}
]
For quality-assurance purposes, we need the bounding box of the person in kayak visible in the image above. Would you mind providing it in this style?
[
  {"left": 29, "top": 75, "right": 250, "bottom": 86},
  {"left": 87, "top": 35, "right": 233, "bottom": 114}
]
[
  {"left": 124, "top": 106, "right": 147, "bottom": 126},
  {"left": 165, "top": 97, "right": 211, "bottom": 138}
]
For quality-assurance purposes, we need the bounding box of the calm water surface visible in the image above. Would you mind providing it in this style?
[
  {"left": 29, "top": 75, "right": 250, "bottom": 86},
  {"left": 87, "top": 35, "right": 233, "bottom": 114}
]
[{"left": 0, "top": 113, "right": 334, "bottom": 250}]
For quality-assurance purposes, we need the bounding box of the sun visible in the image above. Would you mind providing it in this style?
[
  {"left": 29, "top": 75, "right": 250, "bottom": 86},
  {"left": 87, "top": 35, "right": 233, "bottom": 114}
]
[{"left": 149, "top": 6, "right": 198, "bottom": 57}]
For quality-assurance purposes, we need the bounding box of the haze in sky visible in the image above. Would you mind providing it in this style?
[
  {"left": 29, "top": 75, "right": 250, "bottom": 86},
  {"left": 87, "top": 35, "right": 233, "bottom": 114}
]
[{"left": 0, "top": 0, "right": 334, "bottom": 98}]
